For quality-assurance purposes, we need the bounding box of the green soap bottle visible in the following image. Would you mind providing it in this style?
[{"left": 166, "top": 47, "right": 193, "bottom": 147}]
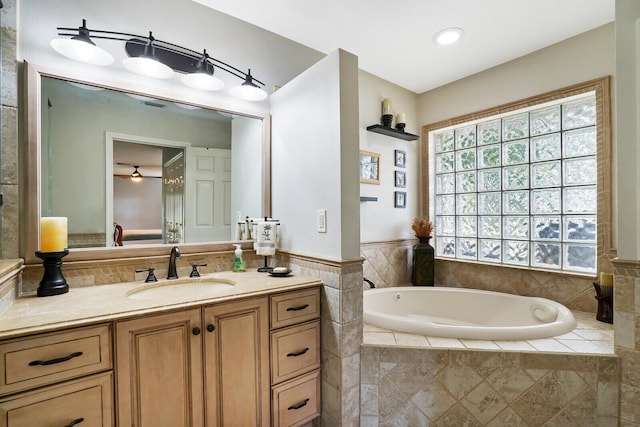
[{"left": 233, "top": 244, "right": 246, "bottom": 272}]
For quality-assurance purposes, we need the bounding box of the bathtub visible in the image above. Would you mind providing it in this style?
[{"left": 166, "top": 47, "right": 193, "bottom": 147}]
[{"left": 363, "top": 287, "right": 577, "bottom": 340}]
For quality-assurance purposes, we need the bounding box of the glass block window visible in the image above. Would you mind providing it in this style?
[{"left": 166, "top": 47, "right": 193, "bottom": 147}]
[{"left": 432, "top": 94, "right": 597, "bottom": 274}]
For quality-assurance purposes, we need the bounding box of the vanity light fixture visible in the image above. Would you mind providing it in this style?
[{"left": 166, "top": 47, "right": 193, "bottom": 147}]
[
  {"left": 229, "top": 69, "right": 268, "bottom": 102},
  {"left": 180, "top": 50, "right": 225, "bottom": 91},
  {"left": 434, "top": 27, "right": 464, "bottom": 45},
  {"left": 130, "top": 166, "right": 143, "bottom": 182},
  {"left": 122, "top": 32, "right": 174, "bottom": 79},
  {"left": 50, "top": 19, "right": 114, "bottom": 66},
  {"left": 52, "top": 19, "right": 269, "bottom": 101}
]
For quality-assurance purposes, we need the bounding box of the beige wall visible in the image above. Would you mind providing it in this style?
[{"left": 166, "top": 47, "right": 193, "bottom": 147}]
[
  {"left": 359, "top": 71, "right": 420, "bottom": 243},
  {"left": 418, "top": 23, "right": 615, "bottom": 125}
]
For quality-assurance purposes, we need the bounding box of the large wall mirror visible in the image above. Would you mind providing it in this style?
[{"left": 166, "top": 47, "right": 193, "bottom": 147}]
[{"left": 24, "top": 62, "right": 271, "bottom": 264}]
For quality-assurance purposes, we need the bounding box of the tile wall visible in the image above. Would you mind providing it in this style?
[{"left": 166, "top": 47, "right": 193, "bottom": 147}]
[
  {"left": 360, "top": 346, "right": 619, "bottom": 426},
  {"left": 612, "top": 259, "right": 640, "bottom": 426},
  {"left": 1, "top": 0, "right": 19, "bottom": 259}
]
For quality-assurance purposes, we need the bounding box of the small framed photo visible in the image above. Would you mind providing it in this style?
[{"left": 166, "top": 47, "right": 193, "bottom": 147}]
[
  {"left": 394, "top": 191, "right": 406, "bottom": 208},
  {"left": 394, "top": 149, "right": 406, "bottom": 168},
  {"left": 359, "top": 150, "right": 380, "bottom": 185},
  {"left": 394, "top": 170, "right": 406, "bottom": 188}
]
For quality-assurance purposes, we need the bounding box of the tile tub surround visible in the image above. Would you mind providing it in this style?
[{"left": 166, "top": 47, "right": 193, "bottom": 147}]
[
  {"left": 360, "top": 240, "right": 601, "bottom": 314},
  {"left": 612, "top": 258, "right": 640, "bottom": 426},
  {"left": 361, "top": 313, "right": 619, "bottom": 426}
]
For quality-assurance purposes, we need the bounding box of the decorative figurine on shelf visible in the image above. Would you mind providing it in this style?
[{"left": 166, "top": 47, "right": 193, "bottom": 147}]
[
  {"left": 411, "top": 217, "right": 435, "bottom": 286},
  {"left": 381, "top": 97, "right": 393, "bottom": 127}
]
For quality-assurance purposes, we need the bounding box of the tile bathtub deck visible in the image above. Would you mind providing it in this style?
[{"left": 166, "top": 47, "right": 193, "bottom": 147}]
[{"left": 363, "top": 311, "right": 614, "bottom": 354}]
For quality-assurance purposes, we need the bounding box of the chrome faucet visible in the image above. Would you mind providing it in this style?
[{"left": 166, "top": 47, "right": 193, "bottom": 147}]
[{"left": 167, "top": 246, "right": 181, "bottom": 279}]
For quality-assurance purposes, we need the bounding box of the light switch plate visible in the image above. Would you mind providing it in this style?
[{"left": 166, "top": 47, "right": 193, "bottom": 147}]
[{"left": 317, "top": 209, "right": 327, "bottom": 233}]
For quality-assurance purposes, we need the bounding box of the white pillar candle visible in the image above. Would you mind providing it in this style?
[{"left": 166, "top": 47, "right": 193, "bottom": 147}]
[
  {"left": 40, "top": 217, "right": 68, "bottom": 252},
  {"left": 382, "top": 98, "right": 392, "bottom": 115},
  {"left": 600, "top": 272, "right": 614, "bottom": 287},
  {"left": 396, "top": 112, "right": 406, "bottom": 124}
]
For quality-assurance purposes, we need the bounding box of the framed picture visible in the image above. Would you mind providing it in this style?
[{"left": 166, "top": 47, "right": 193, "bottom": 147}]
[
  {"left": 359, "top": 150, "right": 380, "bottom": 184},
  {"left": 394, "top": 191, "right": 406, "bottom": 208},
  {"left": 394, "top": 149, "right": 406, "bottom": 168},
  {"left": 394, "top": 170, "right": 406, "bottom": 188}
]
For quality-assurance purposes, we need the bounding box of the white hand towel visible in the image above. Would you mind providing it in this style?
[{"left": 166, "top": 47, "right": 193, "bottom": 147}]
[{"left": 255, "top": 222, "right": 277, "bottom": 256}]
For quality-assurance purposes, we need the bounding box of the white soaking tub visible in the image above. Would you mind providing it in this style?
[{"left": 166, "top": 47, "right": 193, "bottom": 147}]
[{"left": 363, "top": 287, "right": 577, "bottom": 340}]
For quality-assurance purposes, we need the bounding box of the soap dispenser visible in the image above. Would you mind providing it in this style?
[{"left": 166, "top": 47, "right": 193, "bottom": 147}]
[{"left": 233, "top": 244, "right": 246, "bottom": 272}]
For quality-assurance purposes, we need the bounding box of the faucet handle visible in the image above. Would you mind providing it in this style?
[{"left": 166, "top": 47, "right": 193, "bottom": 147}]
[
  {"left": 136, "top": 267, "right": 158, "bottom": 283},
  {"left": 190, "top": 263, "right": 207, "bottom": 278}
]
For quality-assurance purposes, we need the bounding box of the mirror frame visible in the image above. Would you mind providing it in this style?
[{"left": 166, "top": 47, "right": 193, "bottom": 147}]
[{"left": 24, "top": 61, "right": 271, "bottom": 264}]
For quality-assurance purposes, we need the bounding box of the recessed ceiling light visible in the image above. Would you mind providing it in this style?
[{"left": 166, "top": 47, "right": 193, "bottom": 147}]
[{"left": 434, "top": 28, "right": 464, "bottom": 45}]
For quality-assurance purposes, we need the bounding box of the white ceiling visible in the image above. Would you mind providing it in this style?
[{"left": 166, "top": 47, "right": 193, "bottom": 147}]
[{"left": 193, "top": 0, "right": 615, "bottom": 93}]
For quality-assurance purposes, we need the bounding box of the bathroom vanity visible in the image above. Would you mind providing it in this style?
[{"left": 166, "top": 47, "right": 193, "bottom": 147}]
[{"left": 0, "top": 272, "right": 321, "bottom": 427}]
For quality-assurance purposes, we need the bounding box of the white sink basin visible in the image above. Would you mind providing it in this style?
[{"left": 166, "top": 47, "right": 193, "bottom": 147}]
[{"left": 127, "top": 278, "right": 235, "bottom": 300}]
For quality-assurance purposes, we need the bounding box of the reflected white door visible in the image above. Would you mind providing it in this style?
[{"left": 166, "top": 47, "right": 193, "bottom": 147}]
[{"left": 184, "top": 147, "right": 232, "bottom": 242}]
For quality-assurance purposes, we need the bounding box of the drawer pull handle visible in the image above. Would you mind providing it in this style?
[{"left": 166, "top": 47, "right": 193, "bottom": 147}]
[
  {"left": 288, "top": 398, "right": 309, "bottom": 411},
  {"left": 286, "top": 304, "right": 309, "bottom": 312},
  {"left": 64, "top": 418, "right": 85, "bottom": 427},
  {"left": 29, "top": 351, "right": 83, "bottom": 366},
  {"left": 287, "top": 348, "right": 309, "bottom": 357}
]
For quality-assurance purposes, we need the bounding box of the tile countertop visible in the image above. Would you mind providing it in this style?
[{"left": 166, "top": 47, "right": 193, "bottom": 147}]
[{"left": 0, "top": 271, "right": 322, "bottom": 340}]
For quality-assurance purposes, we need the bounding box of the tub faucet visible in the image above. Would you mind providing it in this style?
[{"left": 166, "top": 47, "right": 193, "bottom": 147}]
[
  {"left": 167, "top": 246, "right": 181, "bottom": 279},
  {"left": 364, "top": 278, "right": 376, "bottom": 288}
]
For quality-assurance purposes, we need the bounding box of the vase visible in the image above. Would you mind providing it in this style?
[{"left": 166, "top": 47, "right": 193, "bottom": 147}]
[{"left": 412, "top": 236, "right": 434, "bottom": 286}]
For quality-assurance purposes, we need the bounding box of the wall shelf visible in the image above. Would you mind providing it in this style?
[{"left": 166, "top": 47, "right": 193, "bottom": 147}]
[{"left": 366, "top": 124, "right": 419, "bottom": 141}]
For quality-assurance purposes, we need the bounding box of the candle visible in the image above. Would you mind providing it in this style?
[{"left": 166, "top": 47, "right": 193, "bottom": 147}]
[
  {"left": 40, "top": 217, "right": 68, "bottom": 252},
  {"left": 600, "top": 272, "right": 614, "bottom": 287},
  {"left": 382, "top": 98, "right": 392, "bottom": 115},
  {"left": 396, "top": 112, "right": 406, "bottom": 124}
]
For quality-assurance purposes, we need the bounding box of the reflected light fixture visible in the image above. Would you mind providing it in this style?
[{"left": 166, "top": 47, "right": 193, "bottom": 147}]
[
  {"left": 122, "top": 32, "right": 174, "bottom": 79},
  {"left": 180, "top": 49, "right": 225, "bottom": 91},
  {"left": 50, "top": 19, "right": 114, "bottom": 65},
  {"left": 229, "top": 69, "right": 268, "bottom": 102},
  {"left": 130, "top": 166, "right": 143, "bottom": 182},
  {"left": 52, "top": 19, "right": 269, "bottom": 101},
  {"left": 434, "top": 27, "right": 464, "bottom": 45}
]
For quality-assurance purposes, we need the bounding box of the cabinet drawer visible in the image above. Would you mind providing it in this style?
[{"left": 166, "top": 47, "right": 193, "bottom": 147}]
[
  {"left": 0, "top": 324, "right": 112, "bottom": 396},
  {"left": 271, "top": 321, "right": 320, "bottom": 384},
  {"left": 270, "top": 288, "right": 320, "bottom": 329},
  {"left": 272, "top": 370, "right": 320, "bottom": 427},
  {"left": 0, "top": 372, "right": 113, "bottom": 427}
]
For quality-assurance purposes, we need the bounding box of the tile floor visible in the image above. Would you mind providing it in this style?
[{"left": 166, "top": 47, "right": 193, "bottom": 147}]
[{"left": 363, "top": 310, "right": 614, "bottom": 354}]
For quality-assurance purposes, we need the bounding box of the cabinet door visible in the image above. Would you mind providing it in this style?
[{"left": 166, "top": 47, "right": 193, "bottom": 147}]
[
  {"left": 115, "top": 309, "right": 203, "bottom": 427},
  {"left": 203, "top": 297, "right": 270, "bottom": 427}
]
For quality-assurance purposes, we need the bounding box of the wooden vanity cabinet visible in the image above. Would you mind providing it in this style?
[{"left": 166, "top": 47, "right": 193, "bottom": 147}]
[
  {"left": 115, "top": 296, "right": 269, "bottom": 427},
  {"left": 0, "top": 324, "right": 114, "bottom": 427},
  {"left": 270, "top": 288, "right": 321, "bottom": 427}
]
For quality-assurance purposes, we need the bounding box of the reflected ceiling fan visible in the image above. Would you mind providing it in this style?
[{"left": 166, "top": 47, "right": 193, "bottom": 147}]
[{"left": 114, "top": 162, "right": 162, "bottom": 180}]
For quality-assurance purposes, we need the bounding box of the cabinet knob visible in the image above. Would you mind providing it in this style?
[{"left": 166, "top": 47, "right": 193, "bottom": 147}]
[
  {"left": 192, "top": 327, "right": 201, "bottom": 336},
  {"left": 207, "top": 324, "right": 215, "bottom": 332}
]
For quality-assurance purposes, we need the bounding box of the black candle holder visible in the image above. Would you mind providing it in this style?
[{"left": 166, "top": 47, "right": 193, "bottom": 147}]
[
  {"left": 35, "top": 250, "right": 69, "bottom": 297},
  {"left": 395, "top": 123, "right": 406, "bottom": 132},
  {"left": 592, "top": 282, "right": 613, "bottom": 324},
  {"left": 382, "top": 114, "right": 393, "bottom": 127}
]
